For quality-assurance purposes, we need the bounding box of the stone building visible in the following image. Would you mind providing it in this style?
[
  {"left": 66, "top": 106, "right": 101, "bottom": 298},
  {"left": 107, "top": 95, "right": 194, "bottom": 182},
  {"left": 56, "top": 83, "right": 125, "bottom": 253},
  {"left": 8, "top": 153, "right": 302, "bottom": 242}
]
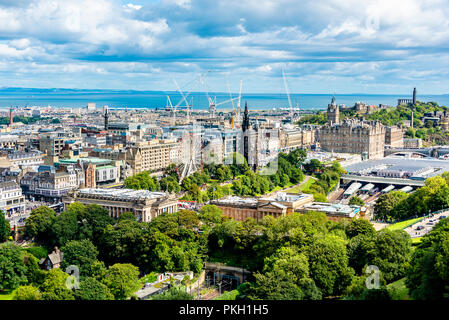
[
  {"left": 279, "top": 128, "right": 315, "bottom": 152},
  {"left": 403, "top": 138, "right": 423, "bottom": 148},
  {"left": 385, "top": 126, "right": 404, "bottom": 148},
  {"left": 39, "top": 247, "right": 64, "bottom": 271},
  {"left": 320, "top": 98, "right": 385, "bottom": 159},
  {"left": 327, "top": 96, "right": 340, "bottom": 125},
  {"left": 63, "top": 188, "right": 178, "bottom": 222},
  {"left": 0, "top": 180, "right": 26, "bottom": 215},
  {"left": 126, "top": 139, "right": 179, "bottom": 174},
  {"left": 210, "top": 192, "right": 314, "bottom": 222}
]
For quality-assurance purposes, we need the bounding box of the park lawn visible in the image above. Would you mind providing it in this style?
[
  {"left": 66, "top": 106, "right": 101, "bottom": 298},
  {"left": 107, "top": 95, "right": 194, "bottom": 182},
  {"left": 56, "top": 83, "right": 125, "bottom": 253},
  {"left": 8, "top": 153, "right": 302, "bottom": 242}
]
[
  {"left": 386, "top": 217, "right": 425, "bottom": 231},
  {"left": 411, "top": 237, "right": 422, "bottom": 244},
  {"left": 0, "top": 290, "right": 15, "bottom": 300},
  {"left": 387, "top": 278, "right": 411, "bottom": 300}
]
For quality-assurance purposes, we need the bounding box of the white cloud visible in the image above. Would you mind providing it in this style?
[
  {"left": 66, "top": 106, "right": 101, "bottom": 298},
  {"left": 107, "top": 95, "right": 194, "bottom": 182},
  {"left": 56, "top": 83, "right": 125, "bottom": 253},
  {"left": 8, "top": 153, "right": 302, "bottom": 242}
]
[{"left": 0, "top": 0, "right": 448, "bottom": 93}]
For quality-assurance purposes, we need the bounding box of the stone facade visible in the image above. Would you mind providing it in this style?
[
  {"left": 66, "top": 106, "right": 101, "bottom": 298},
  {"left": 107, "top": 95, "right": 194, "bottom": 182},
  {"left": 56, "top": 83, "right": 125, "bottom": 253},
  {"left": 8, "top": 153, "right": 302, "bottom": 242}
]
[
  {"left": 126, "top": 139, "right": 179, "bottom": 174},
  {"left": 385, "top": 126, "right": 404, "bottom": 148},
  {"left": 320, "top": 119, "right": 385, "bottom": 159},
  {"left": 279, "top": 128, "right": 315, "bottom": 152},
  {"left": 403, "top": 138, "right": 423, "bottom": 148},
  {"left": 210, "top": 193, "right": 314, "bottom": 222},
  {"left": 327, "top": 96, "right": 339, "bottom": 125},
  {"left": 63, "top": 188, "right": 179, "bottom": 222}
]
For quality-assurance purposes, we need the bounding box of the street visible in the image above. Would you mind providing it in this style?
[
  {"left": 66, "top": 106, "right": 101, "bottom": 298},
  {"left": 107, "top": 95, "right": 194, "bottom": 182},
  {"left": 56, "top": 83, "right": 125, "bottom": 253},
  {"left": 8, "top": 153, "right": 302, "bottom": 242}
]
[{"left": 404, "top": 211, "right": 448, "bottom": 238}]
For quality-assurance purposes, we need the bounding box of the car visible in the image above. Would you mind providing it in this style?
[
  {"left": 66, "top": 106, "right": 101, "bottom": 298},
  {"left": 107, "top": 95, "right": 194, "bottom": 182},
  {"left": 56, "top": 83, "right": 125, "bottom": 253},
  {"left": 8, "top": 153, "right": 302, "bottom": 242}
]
[
  {"left": 416, "top": 225, "right": 425, "bottom": 230},
  {"left": 426, "top": 222, "right": 434, "bottom": 225},
  {"left": 439, "top": 215, "right": 447, "bottom": 220}
]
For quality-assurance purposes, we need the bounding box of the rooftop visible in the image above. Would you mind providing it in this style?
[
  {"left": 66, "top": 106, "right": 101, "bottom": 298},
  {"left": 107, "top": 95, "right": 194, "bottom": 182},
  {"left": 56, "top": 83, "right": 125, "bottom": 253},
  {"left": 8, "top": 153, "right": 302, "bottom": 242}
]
[
  {"left": 344, "top": 157, "right": 449, "bottom": 180},
  {"left": 303, "top": 202, "right": 360, "bottom": 217},
  {"left": 78, "top": 188, "right": 168, "bottom": 200}
]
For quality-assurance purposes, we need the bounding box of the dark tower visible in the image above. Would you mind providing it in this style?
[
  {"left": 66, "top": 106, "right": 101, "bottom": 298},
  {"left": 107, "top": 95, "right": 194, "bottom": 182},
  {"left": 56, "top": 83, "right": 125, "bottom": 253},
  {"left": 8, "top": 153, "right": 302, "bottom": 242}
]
[
  {"left": 104, "top": 105, "right": 109, "bottom": 131},
  {"left": 242, "top": 102, "right": 250, "bottom": 166},
  {"left": 413, "top": 87, "right": 417, "bottom": 105}
]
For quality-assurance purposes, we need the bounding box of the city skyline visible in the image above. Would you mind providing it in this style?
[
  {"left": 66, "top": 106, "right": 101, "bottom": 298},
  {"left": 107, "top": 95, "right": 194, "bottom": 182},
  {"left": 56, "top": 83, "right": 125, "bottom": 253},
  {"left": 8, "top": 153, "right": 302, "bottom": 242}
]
[{"left": 0, "top": 0, "right": 449, "bottom": 94}]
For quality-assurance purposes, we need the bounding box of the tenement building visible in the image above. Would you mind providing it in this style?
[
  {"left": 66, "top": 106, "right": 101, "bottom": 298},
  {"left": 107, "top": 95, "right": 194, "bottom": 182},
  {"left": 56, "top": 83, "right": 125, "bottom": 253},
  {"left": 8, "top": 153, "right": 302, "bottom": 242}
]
[
  {"left": 385, "top": 126, "right": 404, "bottom": 148},
  {"left": 126, "top": 139, "right": 179, "bottom": 174},
  {"left": 279, "top": 127, "right": 315, "bottom": 152},
  {"left": 320, "top": 98, "right": 385, "bottom": 159},
  {"left": 62, "top": 188, "right": 179, "bottom": 222}
]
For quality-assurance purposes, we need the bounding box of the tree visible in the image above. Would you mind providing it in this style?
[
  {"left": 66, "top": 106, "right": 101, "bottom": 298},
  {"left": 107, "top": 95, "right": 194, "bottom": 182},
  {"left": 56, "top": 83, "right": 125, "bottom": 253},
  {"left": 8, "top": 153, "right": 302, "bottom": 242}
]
[
  {"left": 13, "top": 285, "right": 42, "bottom": 300},
  {"left": 306, "top": 235, "right": 354, "bottom": 297},
  {"left": 75, "top": 277, "right": 114, "bottom": 300},
  {"left": 0, "top": 243, "right": 27, "bottom": 291},
  {"left": 349, "top": 196, "right": 364, "bottom": 207},
  {"left": 83, "top": 204, "right": 115, "bottom": 244},
  {"left": 98, "top": 219, "right": 144, "bottom": 266},
  {"left": 102, "top": 263, "right": 141, "bottom": 300},
  {"left": 343, "top": 274, "right": 390, "bottom": 300},
  {"left": 346, "top": 218, "right": 375, "bottom": 238},
  {"left": 349, "top": 229, "right": 412, "bottom": 282},
  {"left": 117, "top": 212, "right": 136, "bottom": 222},
  {"left": 61, "top": 240, "right": 99, "bottom": 277},
  {"left": 23, "top": 251, "right": 46, "bottom": 286},
  {"left": 40, "top": 268, "right": 75, "bottom": 300},
  {"left": 373, "top": 191, "right": 408, "bottom": 221},
  {"left": 0, "top": 211, "right": 10, "bottom": 242},
  {"left": 25, "top": 206, "right": 56, "bottom": 242},
  {"left": 247, "top": 246, "right": 321, "bottom": 300},
  {"left": 304, "top": 159, "right": 323, "bottom": 174},
  {"left": 406, "top": 218, "right": 449, "bottom": 299},
  {"left": 313, "top": 193, "right": 328, "bottom": 202},
  {"left": 51, "top": 210, "right": 79, "bottom": 247},
  {"left": 151, "top": 286, "right": 193, "bottom": 300},
  {"left": 198, "top": 205, "right": 223, "bottom": 225}
]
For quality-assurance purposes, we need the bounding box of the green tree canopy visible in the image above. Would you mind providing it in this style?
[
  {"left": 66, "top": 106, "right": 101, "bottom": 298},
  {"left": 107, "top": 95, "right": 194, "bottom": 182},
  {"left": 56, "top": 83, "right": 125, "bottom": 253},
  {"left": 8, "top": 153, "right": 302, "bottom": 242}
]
[
  {"left": 0, "top": 211, "right": 10, "bottom": 242},
  {"left": 0, "top": 243, "right": 27, "bottom": 291},
  {"left": 102, "top": 263, "right": 141, "bottom": 300},
  {"left": 25, "top": 206, "right": 56, "bottom": 242},
  {"left": 40, "top": 268, "right": 75, "bottom": 300},
  {"left": 75, "top": 277, "right": 114, "bottom": 300},
  {"left": 13, "top": 285, "right": 42, "bottom": 300},
  {"left": 61, "top": 239, "right": 99, "bottom": 277}
]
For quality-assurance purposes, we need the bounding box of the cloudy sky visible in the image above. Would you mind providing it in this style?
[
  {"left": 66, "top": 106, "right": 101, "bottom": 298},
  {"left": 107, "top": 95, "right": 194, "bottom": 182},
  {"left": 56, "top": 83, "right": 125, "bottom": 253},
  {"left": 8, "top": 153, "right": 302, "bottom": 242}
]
[{"left": 0, "top": 0, "right": 449, "bottom": 94}]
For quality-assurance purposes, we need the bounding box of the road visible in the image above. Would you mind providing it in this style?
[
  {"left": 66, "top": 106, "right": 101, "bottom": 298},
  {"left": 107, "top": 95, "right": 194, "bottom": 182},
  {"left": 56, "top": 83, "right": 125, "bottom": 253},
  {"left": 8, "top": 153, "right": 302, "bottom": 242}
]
[{"left": 404, "top": 211, "right": 448, "bottom": 238}]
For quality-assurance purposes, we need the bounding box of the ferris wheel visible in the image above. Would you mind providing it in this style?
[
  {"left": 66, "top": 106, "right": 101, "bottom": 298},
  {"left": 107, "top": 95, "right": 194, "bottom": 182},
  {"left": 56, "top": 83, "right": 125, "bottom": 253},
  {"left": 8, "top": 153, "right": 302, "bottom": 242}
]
[{"left": 175, "top": 127, "right": 203, "bottom": 181}]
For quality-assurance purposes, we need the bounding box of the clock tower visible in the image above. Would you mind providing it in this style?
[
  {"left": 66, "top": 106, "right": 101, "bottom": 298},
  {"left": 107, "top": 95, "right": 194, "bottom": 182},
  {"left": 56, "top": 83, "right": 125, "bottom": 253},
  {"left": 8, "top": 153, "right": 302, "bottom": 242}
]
[{"left": 327, "top": 96, "right": 339, "bottom": 125}]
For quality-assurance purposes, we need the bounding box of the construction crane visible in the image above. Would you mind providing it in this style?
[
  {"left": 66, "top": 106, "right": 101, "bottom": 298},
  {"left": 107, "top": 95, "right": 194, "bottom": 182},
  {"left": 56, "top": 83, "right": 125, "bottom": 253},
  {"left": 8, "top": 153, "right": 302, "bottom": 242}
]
[
  {"left": 174, "top": 79, "right": 193, "bottom": 123},
  {"left": 282, "top": 66, "right": 293, "bottom": 119},
  {"left": 167, "top": 72, "right": 207, "bottom": 123},
  {"left": 226, "top": 74, "right": 236, "bottom": 128},
  {"left": 200, "top": 73, "right": 239, "bottom": 118}
]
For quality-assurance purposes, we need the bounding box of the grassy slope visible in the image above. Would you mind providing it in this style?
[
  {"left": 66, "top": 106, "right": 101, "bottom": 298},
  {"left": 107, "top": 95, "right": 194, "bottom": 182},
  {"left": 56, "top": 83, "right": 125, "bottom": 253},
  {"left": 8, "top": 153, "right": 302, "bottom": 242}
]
[
  {"left": 286, "top": 178, "right": 314, "bottom": 193},
  {"left": 0, "top": 290, "right": 15, "bottom": 300},
  {"left": 386, "top": 217, "right": 425, "bottom": 231},
  {"left": 387, "top": 278, "right": 411, "bottom": 300}
]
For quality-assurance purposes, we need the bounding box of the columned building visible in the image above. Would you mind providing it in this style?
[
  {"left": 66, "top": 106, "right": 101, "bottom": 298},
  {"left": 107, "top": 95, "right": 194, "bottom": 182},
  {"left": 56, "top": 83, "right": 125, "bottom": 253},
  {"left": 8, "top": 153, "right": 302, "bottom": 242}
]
[{"left": 63, "top": 188, "right": 178, "bottom": 222}]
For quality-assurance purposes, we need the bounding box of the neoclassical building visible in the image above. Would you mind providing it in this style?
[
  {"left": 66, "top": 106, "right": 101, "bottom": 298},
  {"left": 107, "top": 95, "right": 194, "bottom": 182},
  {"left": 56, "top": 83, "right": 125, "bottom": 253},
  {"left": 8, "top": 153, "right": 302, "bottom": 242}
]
[
  {"left": 63, "top": 188, "right": 178, "bottom": 222},
  {"left": 210, "top": 192, "right": 314, "bottom": 222}
]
